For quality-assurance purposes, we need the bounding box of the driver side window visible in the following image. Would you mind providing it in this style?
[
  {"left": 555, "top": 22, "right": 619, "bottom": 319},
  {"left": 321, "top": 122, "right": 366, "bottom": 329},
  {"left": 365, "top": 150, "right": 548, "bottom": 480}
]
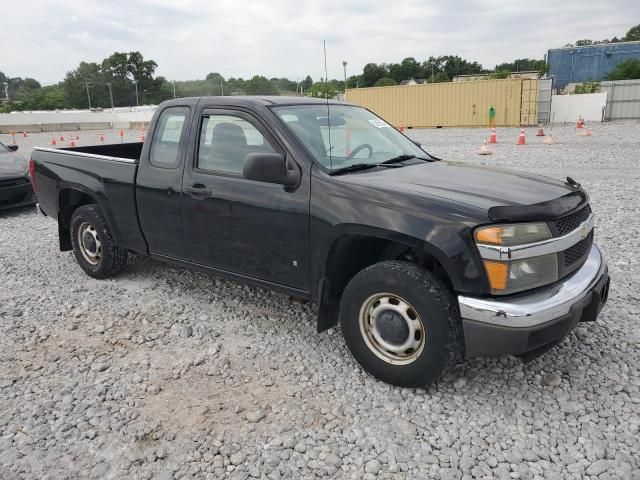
[{"left": 197, "top": 114, "right": 277, "bottom": 174}]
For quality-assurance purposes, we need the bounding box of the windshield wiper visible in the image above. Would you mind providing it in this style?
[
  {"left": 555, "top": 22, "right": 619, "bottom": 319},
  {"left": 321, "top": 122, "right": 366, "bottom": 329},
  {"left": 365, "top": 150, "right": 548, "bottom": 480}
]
[
  {"left": 330, "top": 163, "right": 381, "bottom": 176},
  {"left": 380, "top": 154, "right": 431, "bottom": 165},
  {"left": 330, "top": 162, "right": 407, "bottom": 176}
]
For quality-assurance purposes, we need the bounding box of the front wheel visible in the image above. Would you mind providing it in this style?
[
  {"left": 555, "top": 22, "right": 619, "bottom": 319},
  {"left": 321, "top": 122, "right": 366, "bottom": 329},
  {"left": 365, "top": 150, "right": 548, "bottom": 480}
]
[
  {"left": 70, "top": 204, "right": 127, "bottom": 279},
  {"left": 339, "top": 261, "right": 462, "bottom": 387}
]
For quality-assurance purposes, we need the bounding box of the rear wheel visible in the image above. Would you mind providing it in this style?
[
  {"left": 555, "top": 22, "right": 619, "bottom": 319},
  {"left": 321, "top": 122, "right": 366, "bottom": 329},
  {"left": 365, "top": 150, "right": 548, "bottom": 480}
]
[
  {"left": 339, "top": 261, "right": 462, "bottom": 387},
  {"left": 70, "top": 204, "right": 127, "bottom": 279}
]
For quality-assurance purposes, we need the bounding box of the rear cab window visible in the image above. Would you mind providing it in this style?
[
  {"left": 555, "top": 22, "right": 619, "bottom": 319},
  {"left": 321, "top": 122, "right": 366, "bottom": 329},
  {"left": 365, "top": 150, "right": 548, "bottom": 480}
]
[{"left": 150, "top": 107, "right": 190, "bottom": 168}]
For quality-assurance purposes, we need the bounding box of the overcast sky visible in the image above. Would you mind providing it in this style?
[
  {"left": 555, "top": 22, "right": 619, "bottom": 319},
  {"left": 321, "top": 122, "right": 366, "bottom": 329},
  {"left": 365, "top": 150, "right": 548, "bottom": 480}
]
[{"left": 3, "top": 0, "right": 639, "bottom": 84}]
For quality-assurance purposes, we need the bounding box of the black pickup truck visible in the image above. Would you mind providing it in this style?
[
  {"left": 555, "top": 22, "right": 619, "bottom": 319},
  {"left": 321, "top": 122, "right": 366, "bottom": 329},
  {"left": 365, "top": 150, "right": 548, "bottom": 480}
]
[{"left": 31, "top": 97, "right": 610, "bottom": 387}]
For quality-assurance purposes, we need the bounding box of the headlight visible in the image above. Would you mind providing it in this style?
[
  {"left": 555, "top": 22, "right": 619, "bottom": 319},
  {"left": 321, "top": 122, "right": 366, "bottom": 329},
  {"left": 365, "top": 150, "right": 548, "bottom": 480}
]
[
  {"left": 482, "top": 254, "right": 558, "bottom": 294},
  {"left": 475, "top": 223, "right": 558, "bottom": 294},
  {"left": 475, "top": 222, "right": 551, "bottom": 246}
]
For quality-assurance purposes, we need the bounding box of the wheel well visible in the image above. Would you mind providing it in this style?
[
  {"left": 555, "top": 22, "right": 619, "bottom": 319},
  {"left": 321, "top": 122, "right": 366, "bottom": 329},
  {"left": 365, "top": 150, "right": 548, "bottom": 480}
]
[
  {"left": 317, "top": 235, "right": 453, "bottom": 331},
  {"left": 58, "top": 189, "right": 96, "bottom": 251}
]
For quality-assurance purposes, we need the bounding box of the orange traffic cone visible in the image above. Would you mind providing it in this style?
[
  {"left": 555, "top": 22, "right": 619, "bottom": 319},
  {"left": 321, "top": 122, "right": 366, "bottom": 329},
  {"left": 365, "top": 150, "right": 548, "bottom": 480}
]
[
  {"left": 488, "top": 128, "right": 497, "bottom": 144},
  {"left": 536, "top": 123, "right": 545, "bottom": 136},
  {"left": 399, "top": 121, "right": 405, "bottom": 133},
  {"left": 60, "top": 135, "right": 65, "bottom": 141},
  {"left": 516, "top": 129, "right": 526, "bottom": 145},
  {"left": 576, "top": 115, "right": 584, "bottom": 128},
  {"left": 99, "top": 132, "right": 105, "bottom": 143},
  {"left": 119, "top": 129, "right": 124, "bottom": 143},
  {"left": 476, "top": 139, "right": 493, "bottom": 155},
  {"left": 140, "top": 131, "right": 146, "bottom": 142},
  {"left": 69, "top": 139, "right": 76, "bottom": 147},
  {"left": 50, "top": 137, "right": 57, "bottom": 146},
  {"left": 23, "top": 131, "right": 28, "bottom": 138}
]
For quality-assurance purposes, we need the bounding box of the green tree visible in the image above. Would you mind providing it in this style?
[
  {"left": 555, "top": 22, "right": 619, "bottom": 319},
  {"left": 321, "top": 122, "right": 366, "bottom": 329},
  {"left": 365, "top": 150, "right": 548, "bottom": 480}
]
[
  {"left": 307, "top": 81, "right": 338, "bottom": 98},
  {"left": 63, "top": 61, "right": 105, "bottom": 108},
  {"left": 606, "top": 59, "right": 640, "bottom": 80},
  {"left": 440, "top": 55, "right": 483, "bottom": 79},
  {"left": 244, "top": 75, "right": 279, "bottom": 95},
  {"left": 361, "top": 63, "right": 388, "bottom": 87},
  {"left": 346, "top": 75, "right": 361, "bottom": 88},
  {"left": 623, "top": 24, "right": 640, "bottom": 41},
  {"left": 490, "top": 69, "right": 511, "bottom": 79},
  {"left": 374, "top": 77, "right": 397, "bottom": 87},
  {"left": 495, "top": 58, "right": 545, "bottom": 73},
  {"left": 205, "top": 72, "right": 225, "bottom": 82},
  {"left": 300, "top": 75, "right": 313, "bottom": 91},
  {"left": 573, "top": 82, "right": 600, "bottom": 94}
]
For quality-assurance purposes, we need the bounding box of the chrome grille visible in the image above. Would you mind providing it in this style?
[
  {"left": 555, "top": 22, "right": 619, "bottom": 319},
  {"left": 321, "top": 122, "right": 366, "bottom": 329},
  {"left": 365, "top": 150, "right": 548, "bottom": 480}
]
[
  {"left": 563, "top": 230, "right": 593, "bottom": 270},
  {"left": 554, "top": 205, "right": 592, "bottom": 236},
  {"left": 563, "top": 231, "right": 593, "bottom": 268}
]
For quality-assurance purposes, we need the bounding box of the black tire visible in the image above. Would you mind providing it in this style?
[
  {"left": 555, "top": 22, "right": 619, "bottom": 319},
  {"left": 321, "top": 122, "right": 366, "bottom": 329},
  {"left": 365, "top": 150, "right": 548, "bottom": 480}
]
[
  {"left": 70, "top": 204, "right": 127, "bottom": 279},
  {"left": 339, "top": 261, "right": 463, "bottom": 387}
]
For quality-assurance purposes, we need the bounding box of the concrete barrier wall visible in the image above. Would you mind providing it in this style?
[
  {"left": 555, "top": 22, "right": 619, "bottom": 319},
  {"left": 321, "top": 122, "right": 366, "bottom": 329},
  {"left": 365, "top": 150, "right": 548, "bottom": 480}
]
[
  {"left": 0, "top": 124, "right": 41, "bottom": 134},
  {"left": 0, "top": 107, "right": 156, "bottom": 132},
  {"left": 78, "top": 122, "right": 113, "bottom": 130}
]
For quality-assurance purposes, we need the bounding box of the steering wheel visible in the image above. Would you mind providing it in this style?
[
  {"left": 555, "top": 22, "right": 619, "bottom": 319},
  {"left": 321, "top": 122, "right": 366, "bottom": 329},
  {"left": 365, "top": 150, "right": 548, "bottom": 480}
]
[{"left": 346, "top": 144, "right": 373, "bottom": 160}]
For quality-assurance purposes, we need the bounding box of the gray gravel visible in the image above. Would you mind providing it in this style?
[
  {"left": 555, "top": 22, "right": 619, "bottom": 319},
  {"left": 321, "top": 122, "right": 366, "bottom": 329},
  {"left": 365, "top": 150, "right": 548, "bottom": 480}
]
[{"left": 1, "top": 123, "right": 639, "bottom": 479}]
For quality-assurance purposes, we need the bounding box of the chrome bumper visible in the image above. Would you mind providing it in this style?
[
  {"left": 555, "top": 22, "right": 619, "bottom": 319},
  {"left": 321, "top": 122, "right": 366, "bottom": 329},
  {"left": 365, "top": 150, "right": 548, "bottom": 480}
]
[{"left": 459, "top": 244, "right": 607, "bottom": 328}]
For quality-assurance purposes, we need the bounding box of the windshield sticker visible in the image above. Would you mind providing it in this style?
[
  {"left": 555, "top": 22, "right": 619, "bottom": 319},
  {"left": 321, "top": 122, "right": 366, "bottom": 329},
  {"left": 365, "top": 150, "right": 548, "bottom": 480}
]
[{"left": 368, "top": 119, "right": 391, "bottom": 128}]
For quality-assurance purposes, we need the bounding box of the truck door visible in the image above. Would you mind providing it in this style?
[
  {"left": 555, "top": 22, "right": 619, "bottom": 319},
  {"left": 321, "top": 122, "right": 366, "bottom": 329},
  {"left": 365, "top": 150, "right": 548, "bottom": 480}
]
[
  {"left": 181, "top": 108, "right": 310, "bottom": 291},
  {"left": 137, "top": 106, "right": 190, "bottom": 258}
]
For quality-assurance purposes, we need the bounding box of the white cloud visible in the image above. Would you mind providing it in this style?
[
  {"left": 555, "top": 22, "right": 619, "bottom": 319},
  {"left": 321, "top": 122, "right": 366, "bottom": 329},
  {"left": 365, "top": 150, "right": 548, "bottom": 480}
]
[{"left": 2, "top": 0, "right": 639, "bottom": 84}]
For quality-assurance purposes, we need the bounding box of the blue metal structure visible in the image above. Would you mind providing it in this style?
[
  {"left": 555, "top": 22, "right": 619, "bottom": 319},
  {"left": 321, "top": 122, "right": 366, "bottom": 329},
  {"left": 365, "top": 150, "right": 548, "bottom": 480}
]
[{"left": 547, "top": 41, "right": 640, "bottom": 91}]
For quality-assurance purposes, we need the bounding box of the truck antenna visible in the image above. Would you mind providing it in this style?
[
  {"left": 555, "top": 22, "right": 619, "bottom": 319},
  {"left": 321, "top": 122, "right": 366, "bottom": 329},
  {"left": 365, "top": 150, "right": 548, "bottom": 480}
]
[{"left": 324, "top": 40, "right": 332, "bottom": 173}]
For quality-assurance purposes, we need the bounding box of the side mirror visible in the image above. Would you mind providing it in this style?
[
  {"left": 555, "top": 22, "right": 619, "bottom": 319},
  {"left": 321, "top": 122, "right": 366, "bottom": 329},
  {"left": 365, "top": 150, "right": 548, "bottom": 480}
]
[
  {"left": 243, "top": 153, "right": 299, "bottom": 187},
  {"left": 8, "top": 144, "right": 19, "bottom": 152}
]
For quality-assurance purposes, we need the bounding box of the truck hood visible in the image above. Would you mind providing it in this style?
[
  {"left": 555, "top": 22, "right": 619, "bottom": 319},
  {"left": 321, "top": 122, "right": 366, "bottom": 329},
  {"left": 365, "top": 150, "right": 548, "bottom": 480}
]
[
  {"left": 339, "top": 161, "right": 585, "bottom": 220},
  {"left": 0, "top": 151, "right": 28, "bottom": 178}
]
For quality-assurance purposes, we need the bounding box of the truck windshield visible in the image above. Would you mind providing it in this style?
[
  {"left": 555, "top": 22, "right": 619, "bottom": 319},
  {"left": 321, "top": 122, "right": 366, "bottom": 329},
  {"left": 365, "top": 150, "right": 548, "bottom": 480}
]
[{"left": 272, "top": 104, "right": 427, "bottom": 172}]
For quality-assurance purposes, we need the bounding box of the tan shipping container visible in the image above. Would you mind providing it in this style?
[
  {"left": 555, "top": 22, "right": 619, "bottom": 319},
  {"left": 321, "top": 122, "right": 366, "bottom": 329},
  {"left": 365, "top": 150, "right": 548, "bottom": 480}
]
[{"left": 345, "top": 78, "right": 538, "bottom": 128}]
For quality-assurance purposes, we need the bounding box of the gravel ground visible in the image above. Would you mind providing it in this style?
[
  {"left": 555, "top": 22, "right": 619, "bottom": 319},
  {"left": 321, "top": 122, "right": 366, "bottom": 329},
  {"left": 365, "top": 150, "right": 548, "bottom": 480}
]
[{"left": 1, "top": 123, "right": 639, "bottom": 480}]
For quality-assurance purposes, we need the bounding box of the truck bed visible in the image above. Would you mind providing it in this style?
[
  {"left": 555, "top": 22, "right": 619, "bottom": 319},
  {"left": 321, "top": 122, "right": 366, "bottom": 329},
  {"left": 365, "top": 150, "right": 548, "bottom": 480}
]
[
  {"left": 32, "top": 142, "right": 148, "bottom": 254},
  {"left": 55, "top": 142, "right": 144, "bottom": 162}
]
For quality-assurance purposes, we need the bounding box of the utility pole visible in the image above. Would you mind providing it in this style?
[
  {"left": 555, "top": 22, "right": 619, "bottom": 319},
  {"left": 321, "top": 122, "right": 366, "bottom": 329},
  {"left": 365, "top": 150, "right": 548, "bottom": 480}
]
[
  {"left": 133, "top": 80, "right": 139, "bottom": 106},
  {"left": 342, "top": 61, "right": 348, "bottom": 95},
  {"left": 106, "top": 82, "right": 114, "bottom": 110},
  {"left": 85, "top": 79, "right": 92, "bottom": 109},
  {"left": 172, "top": 80, "right": 176, "bottom": 99},
  {"left": 220, "top": 78, "right": 224, "bottom": 96}
]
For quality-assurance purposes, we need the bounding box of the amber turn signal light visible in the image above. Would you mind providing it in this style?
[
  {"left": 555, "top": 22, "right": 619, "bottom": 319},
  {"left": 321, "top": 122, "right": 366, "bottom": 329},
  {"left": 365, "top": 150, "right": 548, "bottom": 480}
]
[
  {"left": 483, "top": 260, "right": 508, "bottom": 291},
  {"left": 475, "top": 226, "right": 503, "bottom": 245}
]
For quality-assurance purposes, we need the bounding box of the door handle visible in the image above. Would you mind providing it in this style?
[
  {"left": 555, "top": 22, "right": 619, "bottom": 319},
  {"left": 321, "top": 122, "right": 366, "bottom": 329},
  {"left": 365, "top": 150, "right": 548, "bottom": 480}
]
[{"left": 184, "top": 185, "right": 212, "bottom": 196}]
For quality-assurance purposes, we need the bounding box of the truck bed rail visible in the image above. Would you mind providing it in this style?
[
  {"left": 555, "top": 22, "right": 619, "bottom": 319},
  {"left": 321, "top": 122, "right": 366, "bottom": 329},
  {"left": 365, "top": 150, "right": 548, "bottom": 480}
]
[{"left": 33, "top": 143, "right": 141, "bottom": 164}]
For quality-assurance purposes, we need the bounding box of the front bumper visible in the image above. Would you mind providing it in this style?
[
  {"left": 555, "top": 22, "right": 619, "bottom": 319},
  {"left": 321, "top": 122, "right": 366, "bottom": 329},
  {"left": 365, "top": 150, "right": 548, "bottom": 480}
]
[
  {"left": 459, "top": 244, "right": 609, "bottom": 356},
  {"left": 0, "top": 178, "right": 36, "bottom": 211}
]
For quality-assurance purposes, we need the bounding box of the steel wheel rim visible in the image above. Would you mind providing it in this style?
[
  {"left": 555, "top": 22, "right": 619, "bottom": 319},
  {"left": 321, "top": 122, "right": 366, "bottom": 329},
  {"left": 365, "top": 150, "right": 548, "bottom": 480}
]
[
  {"left": 77, "top": 222, "right": 102, "bottom": 265},
  {"left": 358, "top": 292, "right": 425, "bottom": 365}
]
